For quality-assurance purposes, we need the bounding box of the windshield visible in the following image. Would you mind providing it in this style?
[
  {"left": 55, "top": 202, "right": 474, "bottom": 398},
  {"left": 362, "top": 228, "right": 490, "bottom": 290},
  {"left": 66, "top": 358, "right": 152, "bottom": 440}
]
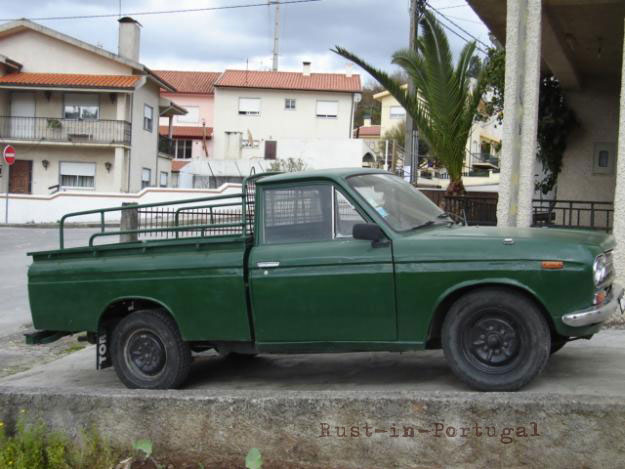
[{"left": 347, "top": 173, "right": 444, "bottom": 231}]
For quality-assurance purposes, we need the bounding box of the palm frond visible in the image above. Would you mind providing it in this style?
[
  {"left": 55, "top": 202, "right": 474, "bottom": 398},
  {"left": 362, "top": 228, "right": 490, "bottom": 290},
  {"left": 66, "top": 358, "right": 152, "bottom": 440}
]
[{"left": 332, "top": 10, "right": 485, "bottom": 187}]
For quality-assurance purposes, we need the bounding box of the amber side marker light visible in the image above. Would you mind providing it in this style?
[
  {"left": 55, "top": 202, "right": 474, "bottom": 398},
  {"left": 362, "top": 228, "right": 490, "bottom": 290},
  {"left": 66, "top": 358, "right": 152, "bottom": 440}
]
[{"left": 541, "top": 260, "right": 564, "bottom": 270}]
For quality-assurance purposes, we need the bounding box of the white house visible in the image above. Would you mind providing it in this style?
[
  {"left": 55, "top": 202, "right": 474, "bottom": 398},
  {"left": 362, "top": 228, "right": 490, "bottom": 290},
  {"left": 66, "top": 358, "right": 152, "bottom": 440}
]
[
  {"left": 211, "top": 62, "right": 365, "bottom": 171},
  {"left": 0, "top": 17, "right": 183, "bottom": 196}
]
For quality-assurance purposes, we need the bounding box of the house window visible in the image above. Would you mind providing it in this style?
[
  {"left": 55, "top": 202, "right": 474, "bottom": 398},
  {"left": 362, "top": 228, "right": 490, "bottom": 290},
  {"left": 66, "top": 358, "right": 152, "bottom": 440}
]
[
  {"left": 144, "top": 104, "right": 154, "bottom": 131},
  {"left": 174, "top": 139, "right": 193, "bottom": 159},
  {"left": 389, "top": 106, "right": 406, "bottom": 119},
  {"left": 142, "top": 168, "right": 151, "bottom": 188},
  {"left": 593, "top": 143, "right": 616, "bottom": 175},
  {"left": 159, "top": 171, "right": 168, "bottom": 187},
  {"left": 59, "top": 162, "right": 96, "bottom": 189},
  {"left": 239, "top": 97, "right": 261, "bottom": 115},
  {"left": 176, "top": 106, "right": 200, "bottom": 124},
  {"left": 285, "top": 98, "right": 296, "bottom": 110},
  {"left": 63, "top": 93, "right": 99, "bottom": 119},
  {"left": 316, "top": 100, "right": 338, "bottom": 118}
]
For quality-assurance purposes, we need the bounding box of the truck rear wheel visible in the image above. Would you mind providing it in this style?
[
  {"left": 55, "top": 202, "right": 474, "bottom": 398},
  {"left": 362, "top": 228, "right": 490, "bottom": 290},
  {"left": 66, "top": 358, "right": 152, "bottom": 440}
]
[
  {"left": 442, "top": 288, "right": 551, "bottom": 391},
  {"left": 111, "top": 309, "right": 191, "bottom": 389}
]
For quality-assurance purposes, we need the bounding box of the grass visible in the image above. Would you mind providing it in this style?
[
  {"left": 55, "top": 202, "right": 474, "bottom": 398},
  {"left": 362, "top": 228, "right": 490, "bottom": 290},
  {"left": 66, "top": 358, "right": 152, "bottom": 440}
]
[
  {"left": 0, "top": 411, "right": 259, "bottom": 468},
  {"left": 0, "top": 411, "right": 118, "bottom": 469}
]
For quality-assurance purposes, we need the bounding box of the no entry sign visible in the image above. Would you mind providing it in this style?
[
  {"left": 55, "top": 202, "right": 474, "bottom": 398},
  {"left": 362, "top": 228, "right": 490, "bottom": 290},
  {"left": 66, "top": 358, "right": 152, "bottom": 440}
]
[{"left": 3, "top": 145, "right": 15, "bottom": 165}]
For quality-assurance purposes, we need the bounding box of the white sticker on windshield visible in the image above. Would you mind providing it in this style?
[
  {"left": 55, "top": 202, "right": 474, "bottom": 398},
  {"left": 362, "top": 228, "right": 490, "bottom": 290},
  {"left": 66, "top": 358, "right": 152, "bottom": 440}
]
[{"left": 376, "top": 206, "right": 388, "bottom": 217}]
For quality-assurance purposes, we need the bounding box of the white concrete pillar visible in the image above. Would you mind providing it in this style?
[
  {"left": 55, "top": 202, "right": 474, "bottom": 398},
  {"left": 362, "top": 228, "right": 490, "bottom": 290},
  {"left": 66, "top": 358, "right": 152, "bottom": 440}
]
[
  {"left": 497, "top": 0, "right": 543, "bottom": 228},
  {"left": 116, "top": 94, "right": 127, "bottom": 121},
  {"left": 611, "top": 17, "right": 625, "bottom": 286},
  {"left": 113, "top": 147, "right": 126, "bottom": 192}
]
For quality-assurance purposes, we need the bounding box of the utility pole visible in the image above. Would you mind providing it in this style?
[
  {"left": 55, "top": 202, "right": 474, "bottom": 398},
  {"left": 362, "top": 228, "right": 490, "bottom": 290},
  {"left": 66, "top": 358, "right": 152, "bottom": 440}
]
[
  {"left": 406, "top": 0, "right": 426, "bottom": 185},
  {"left": 271, "top": 0, "right": 280, "bottom": 71}
]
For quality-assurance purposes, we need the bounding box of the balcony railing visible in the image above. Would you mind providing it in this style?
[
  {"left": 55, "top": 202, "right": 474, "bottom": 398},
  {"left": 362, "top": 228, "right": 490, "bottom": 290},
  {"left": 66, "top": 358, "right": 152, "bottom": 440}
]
[
  {"left": 471, "top": 152, "right": 500, "bottom": 168},
  {"left": 532, "top": 199, "right": 614, "bottom": 232},
  {"left": 0, "top": 116, "right": 131, "bottom": 145},
  {"left": 158, "top": 135, "right": 174, "bottom": 157}
]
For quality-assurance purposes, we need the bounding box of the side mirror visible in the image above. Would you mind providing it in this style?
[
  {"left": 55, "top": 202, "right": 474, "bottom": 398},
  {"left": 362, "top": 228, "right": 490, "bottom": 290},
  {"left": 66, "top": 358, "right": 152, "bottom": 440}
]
[{"left": 353, "top": 223, "right": 388, "bottom": 247}]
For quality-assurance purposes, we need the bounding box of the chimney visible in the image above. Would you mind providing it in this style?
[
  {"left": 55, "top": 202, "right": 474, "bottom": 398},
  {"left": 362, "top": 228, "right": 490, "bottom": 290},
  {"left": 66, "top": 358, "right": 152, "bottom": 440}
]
[
  {"left": 364, "top": 117, "right": 371, "bottom": 127},
  {"left": 118, "top": 16, "right": 142, "bottom": 62},
  {"left": 346, "top": 63, "right": 352, "bottom": 78},
  {"left": 302, "top": 61, "right": 311, "bottom": 77}
]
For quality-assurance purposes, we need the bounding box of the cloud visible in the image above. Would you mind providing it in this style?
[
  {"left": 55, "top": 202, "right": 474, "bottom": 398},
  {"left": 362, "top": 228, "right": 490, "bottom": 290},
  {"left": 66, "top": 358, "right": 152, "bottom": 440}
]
[{"left": 1, "top": 0, "right": 491, "bottom": 81}]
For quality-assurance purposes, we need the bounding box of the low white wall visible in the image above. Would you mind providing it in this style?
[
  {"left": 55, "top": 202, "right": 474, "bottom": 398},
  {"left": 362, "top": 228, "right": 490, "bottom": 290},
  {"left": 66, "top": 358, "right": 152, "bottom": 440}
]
[{"left": 0, "top": 184, "right": 243, "bottom": 224}]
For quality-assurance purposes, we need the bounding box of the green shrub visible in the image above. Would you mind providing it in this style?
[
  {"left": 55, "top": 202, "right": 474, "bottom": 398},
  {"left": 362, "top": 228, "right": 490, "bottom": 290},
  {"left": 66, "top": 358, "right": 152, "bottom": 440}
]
[{"left": 0, "top": 412, "right": 118, "bottom": 469}]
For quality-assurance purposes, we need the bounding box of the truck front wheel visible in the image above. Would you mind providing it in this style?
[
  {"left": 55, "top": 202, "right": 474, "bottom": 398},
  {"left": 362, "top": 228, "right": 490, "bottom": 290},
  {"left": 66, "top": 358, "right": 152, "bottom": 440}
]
[
  {"left": 111, "top": 309, "right": 191, "bottom": 389},
  {"left": 442, "top": 288, "right": 551, "bottom": 391}
]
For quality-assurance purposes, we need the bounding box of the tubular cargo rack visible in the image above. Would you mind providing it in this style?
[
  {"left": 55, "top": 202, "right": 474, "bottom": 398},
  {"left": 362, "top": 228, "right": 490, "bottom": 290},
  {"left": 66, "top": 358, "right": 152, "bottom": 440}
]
[{"left": 57, "top": 173, "right": 277, "bottom": 249}]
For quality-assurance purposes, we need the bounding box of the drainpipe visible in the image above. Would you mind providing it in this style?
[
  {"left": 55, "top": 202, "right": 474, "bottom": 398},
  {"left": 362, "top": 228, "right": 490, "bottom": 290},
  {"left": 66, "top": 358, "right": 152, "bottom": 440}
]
[
  {"left": 349, "top": 93, "right": 356, "bottom": 139},
  {"left": 127, "top": 93, "right": 133, "bottom": 192}
]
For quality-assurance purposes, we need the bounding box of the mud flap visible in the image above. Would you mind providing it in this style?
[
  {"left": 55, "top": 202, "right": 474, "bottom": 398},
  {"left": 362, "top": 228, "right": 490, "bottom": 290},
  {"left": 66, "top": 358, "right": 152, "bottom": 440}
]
[{"left": 96, "top": 330, "right": 112, "bottom": 370}]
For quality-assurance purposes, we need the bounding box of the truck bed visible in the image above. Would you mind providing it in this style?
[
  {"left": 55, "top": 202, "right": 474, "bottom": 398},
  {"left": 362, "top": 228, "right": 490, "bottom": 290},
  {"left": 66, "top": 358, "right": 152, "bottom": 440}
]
[{"left": 27, "top": 175, "right": 267, "bottom": 342}]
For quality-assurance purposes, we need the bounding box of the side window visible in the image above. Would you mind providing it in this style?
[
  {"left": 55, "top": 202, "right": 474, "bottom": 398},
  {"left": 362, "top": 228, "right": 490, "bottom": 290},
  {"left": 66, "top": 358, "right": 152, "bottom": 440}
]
[
  {"left": 264, "top": 185, "right": 332, "bottom": 244},
  {"left": 334, "top": 189, "right": 366, "bottom": 238}
]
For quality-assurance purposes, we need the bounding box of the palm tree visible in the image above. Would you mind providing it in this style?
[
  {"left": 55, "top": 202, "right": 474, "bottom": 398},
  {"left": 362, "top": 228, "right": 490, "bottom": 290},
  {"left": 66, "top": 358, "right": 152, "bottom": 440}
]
[{"left": 333, "top": 11, "right": 484, "bottom": 194}]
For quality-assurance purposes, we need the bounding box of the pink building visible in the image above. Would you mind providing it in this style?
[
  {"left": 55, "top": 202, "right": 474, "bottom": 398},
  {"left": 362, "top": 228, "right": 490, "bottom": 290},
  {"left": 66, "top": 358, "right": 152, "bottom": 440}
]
[{"left": 155, "top": 70, "right": 220, "bottom": 183}]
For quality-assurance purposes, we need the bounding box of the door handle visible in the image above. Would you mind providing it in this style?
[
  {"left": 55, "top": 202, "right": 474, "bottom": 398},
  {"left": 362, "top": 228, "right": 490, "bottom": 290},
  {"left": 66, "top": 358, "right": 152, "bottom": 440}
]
[{"left": 257, "top": 261, "right": 280, "bottom": 268}]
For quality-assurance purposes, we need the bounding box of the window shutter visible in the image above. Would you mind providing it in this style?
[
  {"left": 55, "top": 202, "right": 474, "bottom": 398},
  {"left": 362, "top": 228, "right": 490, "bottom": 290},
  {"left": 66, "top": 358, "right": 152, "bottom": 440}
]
[
  {"left": 64, "top": 93, "right": 98, "bottom": 107},
  {"left": 60, "top": 162, "right": 96, "bottom": 176},
  {"left": 316, "top": 100, "right": 338, "bottom": 117},
  {"left": 239, "top": 98, "right": 261, "bottom": 114}
]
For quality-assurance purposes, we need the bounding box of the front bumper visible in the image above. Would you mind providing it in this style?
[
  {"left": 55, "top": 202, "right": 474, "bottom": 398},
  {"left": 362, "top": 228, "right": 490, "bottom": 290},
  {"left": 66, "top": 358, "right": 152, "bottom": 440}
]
[{"left": 562, "top": 283, "right": 624, "bottom": 327}]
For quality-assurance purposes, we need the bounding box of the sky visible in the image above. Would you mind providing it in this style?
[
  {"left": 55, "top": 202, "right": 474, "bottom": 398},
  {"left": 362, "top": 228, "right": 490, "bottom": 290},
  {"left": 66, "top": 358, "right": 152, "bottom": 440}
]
[{"left": 0, "top": 0, "right": 491, "bottom": 85}]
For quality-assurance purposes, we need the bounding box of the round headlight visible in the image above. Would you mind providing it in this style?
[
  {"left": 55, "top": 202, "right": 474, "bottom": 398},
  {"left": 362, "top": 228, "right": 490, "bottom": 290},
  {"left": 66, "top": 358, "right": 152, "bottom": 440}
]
[{"left": 593, "top": 254, "right": 607, "bottom": 286}]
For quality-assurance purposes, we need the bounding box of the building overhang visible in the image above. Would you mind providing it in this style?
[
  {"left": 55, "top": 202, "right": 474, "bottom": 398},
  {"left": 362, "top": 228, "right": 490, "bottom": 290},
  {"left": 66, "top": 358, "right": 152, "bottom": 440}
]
[
  {"left": 159, "top": 97, "right": 187, "bottom": 117},
  {"left": 0, "top": 72, "right": 143, "bottom": 92},
  {"left": 467, "top": 0, "right": 625, "bottom": 90}
]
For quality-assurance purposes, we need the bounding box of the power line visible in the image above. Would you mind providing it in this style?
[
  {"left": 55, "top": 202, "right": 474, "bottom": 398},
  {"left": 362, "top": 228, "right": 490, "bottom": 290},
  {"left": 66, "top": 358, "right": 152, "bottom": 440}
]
[
  {"left": 0, "top": 0, "right": 321, "bottom": 22},
  {"left": 440, "top": 13, "right": 483, "bottom": 25},
  {"left": 436, "top": 3, "right": 469, "bottom": 10},
  {"left": 437, "top": 18, "right": 487, "bottom": 55},
  {"left": 427, "top": 2, "right": 491, "bottom": 50}
]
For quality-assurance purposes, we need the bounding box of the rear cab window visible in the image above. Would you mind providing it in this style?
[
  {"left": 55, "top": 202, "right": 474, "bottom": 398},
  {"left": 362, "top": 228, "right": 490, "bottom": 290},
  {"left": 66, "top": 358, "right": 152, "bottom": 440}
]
[{"left": 262, "top": 183, "right": 366, "bottom": 244}]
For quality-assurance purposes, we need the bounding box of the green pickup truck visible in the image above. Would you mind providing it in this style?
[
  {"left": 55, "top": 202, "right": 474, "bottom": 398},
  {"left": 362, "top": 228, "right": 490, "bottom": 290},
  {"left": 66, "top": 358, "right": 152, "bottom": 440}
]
[{"left": 27, "top": 169, "right": 623, "bottom": 391}]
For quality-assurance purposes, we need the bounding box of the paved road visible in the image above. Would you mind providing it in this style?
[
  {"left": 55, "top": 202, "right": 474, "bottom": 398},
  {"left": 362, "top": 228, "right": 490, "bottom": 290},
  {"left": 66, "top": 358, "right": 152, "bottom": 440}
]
[
  {"left": 2, "top": 329, "right": 624, "bottom": 397},
  {"left": 0, "top": 227, "right": 93, "bottom": 335}
]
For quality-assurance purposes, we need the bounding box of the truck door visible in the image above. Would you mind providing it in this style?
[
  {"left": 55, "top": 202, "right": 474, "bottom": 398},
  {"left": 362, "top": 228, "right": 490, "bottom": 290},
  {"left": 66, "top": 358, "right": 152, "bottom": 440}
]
[{"left": 249, "top": 182, "right": 396, "bottom": 343}]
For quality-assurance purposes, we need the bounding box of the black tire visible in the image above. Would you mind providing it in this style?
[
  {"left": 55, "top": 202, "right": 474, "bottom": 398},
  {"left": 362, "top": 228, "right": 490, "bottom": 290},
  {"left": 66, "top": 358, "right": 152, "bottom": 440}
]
[
  {"left": 442, "top": 288, "right": 551, "bottom": 391},
  {"left": 111, "top": 309, "right": 191, "bottom": 389},
  {"left": 550, "top": 337, "right": 568, "bottom": 355}
]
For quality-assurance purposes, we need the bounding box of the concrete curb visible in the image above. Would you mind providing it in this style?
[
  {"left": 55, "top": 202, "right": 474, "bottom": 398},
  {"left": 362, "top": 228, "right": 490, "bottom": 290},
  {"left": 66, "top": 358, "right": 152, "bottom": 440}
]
[{"left": 1, "top": 387, "right": 624, "bottom": 468}]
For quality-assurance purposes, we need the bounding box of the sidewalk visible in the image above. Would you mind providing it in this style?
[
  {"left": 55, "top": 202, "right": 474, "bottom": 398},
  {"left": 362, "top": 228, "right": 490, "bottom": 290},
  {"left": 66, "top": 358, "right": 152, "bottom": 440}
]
[{"left": 1, "top": 330, "right": 624, "bottom": 467}]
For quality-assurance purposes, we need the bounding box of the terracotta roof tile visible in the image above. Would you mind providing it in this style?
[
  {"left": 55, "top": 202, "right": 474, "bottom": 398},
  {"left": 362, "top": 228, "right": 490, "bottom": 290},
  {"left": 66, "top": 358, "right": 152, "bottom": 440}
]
[
  {"left": 214, "top": 70, "right": 361, "bottom": 93},
  {"left": 154, "top": 70, "right": 221, "bottom": 94},
  {"left": 159, "top": 125, "right": 213, "bottom": 139},
  {"left": 171, "top": 160, "right": 190, "bottom": 172},
  {"left": 0, "top": 72, "right": 141, "bottom": 89}
]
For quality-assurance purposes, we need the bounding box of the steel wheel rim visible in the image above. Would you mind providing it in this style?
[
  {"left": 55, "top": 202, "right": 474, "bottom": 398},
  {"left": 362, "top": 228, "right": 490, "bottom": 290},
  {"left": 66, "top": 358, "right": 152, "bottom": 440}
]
[
  {"left": 124, "top": 329, "right": 167, "bottom": 379},
  {"left": 461, "top": 309, "right": 525, "bottom": 374}
]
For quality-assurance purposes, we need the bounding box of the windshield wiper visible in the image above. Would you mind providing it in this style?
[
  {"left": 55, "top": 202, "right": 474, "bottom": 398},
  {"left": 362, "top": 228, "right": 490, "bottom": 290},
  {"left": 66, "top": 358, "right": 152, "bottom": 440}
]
[{"left": 437, "top": 211, "right": 466, "bottom": 226}]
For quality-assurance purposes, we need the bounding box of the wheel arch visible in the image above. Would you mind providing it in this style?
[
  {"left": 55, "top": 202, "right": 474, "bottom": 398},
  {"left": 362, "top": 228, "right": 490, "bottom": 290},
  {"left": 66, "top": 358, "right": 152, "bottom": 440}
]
[
  {"left": 97, "top": 296, "right": 179, "bottom": 336},
  {"left": 425, "top": 280, "right": 556, "bottom": 349}
]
